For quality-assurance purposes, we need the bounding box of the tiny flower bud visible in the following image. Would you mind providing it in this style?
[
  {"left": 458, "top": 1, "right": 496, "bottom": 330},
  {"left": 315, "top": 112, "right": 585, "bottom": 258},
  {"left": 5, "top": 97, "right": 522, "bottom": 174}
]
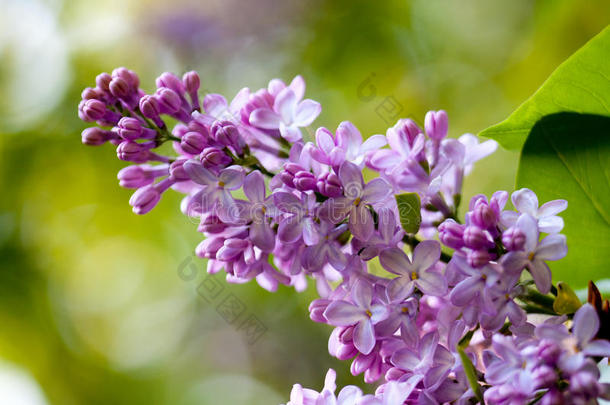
[
  {"left": 532, "top": 365, "right": 556, "bottom": 388},
  {"left": 169, "top": 159, "right": 190, "bottom": 181},
  {"left": 81, "top": 87, "right": 103, "bottom": 100},
  {"left": 117, "top": 117, "right": 156, "bottom": 141},
  {"left": 82, "top": 99, "right": 107, "bottom": 121},
  {"left": 156, "top": 88, "right": 182, "bottom": 114},
  {"left": 502, "top": 226, "right": 526, "bottom": 251},
  {"left": 183, "top": 71, "right": 200, "bottom": 94},
  {"left": 198, "top": 213, "right": 228, "bottom": 234},
  {"left": 279, "top": 163, "right": 305, "bottom": 188},
  {"left": 316, "top": 172, "right": 343, "bottom": 198},
  {"left": 293, "top": 171, "right": 317, "bottom": 191},
  {"left": 117, "top": 141, "right": 154, "bottom": 163},
  {"left": 438, "top": 219, "right": 465, "bottom": 249},
  {"left": 109, "top": 77, "right": 130, "bottom": 99},
  {"left": 112, "top": 67, "right": 139, "bottom": 88},
  {"left": 183, "top": 71, "right": 201, "bottom": 111},
  {"left": 471, "top": 201, "right": 497, "bottom": 229},
  {"left": 180, "top": 131, "right": 207, "bottom": 155},
  {"left": 463, "top": 226, "right": 494, "bottom": 250},
  {"left": 424, "top": 110, "right": 448, "bottom": 141},
  {"left": 139, "top": 95, "right": 160, "bottom": 119},
  {"left": 211, "top": 120, "right": 241, "bottom": 148},
  {"left": 200, "top": 147, "right": 231, "bottom": 169},
  {"left": 95, "top": 72, "right": 112, "bottom": 93},
  {"left": 81, "top": 127, "right": 112, "bottom": 146},
  {"left": 129, "top": 185, "right": 161, "bottom": 215},
  {"left": 394, "top": 118, "right": 422, "bottom": 146},
  {"left": 156, "top": 72, "right": 185, "bottom": 95},
  {"left": 467, "top": 249, "right": 492, "bottom": 268},
  {"left": 216, "top": 238, "right": 249, "bottom": 261},
  {"left": 196, "top": 237, "right": 224, "bottom": 258},
  {"left": 117, "top": 165, "right": 156, "bottom": 188}
]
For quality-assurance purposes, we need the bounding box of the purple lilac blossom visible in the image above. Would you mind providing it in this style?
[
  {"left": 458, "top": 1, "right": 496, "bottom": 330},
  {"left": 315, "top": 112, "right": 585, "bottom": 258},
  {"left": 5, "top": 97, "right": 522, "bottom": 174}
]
[{"left": 78, "top": 68, "right": 605, "bottom": 405}]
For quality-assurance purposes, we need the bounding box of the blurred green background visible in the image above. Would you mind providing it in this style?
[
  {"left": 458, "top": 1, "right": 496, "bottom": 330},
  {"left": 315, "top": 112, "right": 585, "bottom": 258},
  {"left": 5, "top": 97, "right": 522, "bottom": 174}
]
[{"left": 0, "top": 0, "right": 608, "bottom": 403}]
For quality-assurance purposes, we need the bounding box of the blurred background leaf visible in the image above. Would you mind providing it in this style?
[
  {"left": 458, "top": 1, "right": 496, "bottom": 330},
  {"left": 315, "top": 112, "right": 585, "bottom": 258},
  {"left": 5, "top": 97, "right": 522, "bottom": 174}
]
[
  {"left": 517, "top": 113, "right": 610, "bottom": 289},
  {"left": 1, "top": 0, "right": 610, "bottom": 403},
  {"left": 480, "top": 26, "right": 610, "bottom": 150}
]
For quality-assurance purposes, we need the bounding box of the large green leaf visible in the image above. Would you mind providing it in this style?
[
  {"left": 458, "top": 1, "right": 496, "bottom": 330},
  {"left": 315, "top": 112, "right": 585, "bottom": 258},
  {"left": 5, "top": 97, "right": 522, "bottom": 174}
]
[
  {"left": 480, "top": 26, "right": 610, "bottom": 151},
  {"left": 516, "top": 113, "right": 610, "bottom": 287}
]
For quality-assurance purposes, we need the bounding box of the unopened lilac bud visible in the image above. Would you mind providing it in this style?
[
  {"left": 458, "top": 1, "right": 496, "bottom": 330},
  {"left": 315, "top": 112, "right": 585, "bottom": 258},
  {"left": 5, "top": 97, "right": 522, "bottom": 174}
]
[
  {"left": 140, "top": 95, "right": 160, "bottom": 118},
  {"left": 425, "top": 110, "right": 448, "bottom": 141},
  {"left": 395, "top": 118, "right": 422, "bottom": 146},
  {"left": 309, "top": 299, "right": 330, "bottom": 323},
  {"left": 463, "top": 226, "right": 494, "bottom": 250},
  {"left": 216, "top": 238, "right": 249, "bottom": 261},
  {"left": 502, "top": 226, "right": 526, "bottom": 251},
  {"left": 336, "top": 343, "right": 358, "bottom": 361},
  {"left": 188, "top": 118, "right": 210, "bottom": 138},
  {"left": 537, "top": 339, "right": 561, "bottom": 365},
  {"left": 109, "top": 77, "right": 130, "bottom": 99},
  {"left": 293, "top": 171, "right": 317, "bottom": 191},
  {"left": 211, "top": 120, "right": 241, "bottom": 149},
  {"left": 198, "top": 213, "right": 228, "bottom": 234},
  {"left": 81, "top": 87, "right": 103, "bottom": 100},
  {"left": 117, "top": 117, "right": 156, "bottom": 141},
  {"left": 279, "top": 163, "right": 304, "bottom": 188},
  {"left": 570, "top": 372, "right": 601, "bottom": 398},
  {"left": 539, "top": 389, "right": 562, "bottom": 405},
  {"left": 95, "top": 72, "right": 112, "bottom": 94},
  {"left": 316, "top": 172, "right": 343, "bottom": 197},
  {"left": 82, "top": 99, "right": 107, "bottom": 121},
  {"left": 183, "top": 71, "right": 201, "bottom": 111},
  {"left": 156, "top": 72, "right": 185, "bottom": 95},
  {"left": 156, "top": 88, "right": 182, "bottom": 114},
  {"left": 532, "top": 365, "right": 556, "bottom": 388},
  {"left": 351, "top": 352, "right": 375, "bottom": 375},
  {"left": 200, "top": 147, "right": 231, "bottom": 169},
  {"left": 183, "top": 71, "right": 200, "bottom": 93},
  {"left": 169, "top": 159, "right": 190, "bottom": 181},
  {"left": 438, "top": 219, "right": 465, "bottom": 249},
  {"left": 129, "top": 185, "right": 161, "bottom": 215},
  {"left": 196, "top": 237, "right": 224, "bottom": 258},
  {"left": 180, "top": 131, "right": 206, "bottom": 155},
  {"left": 117, "top": 165, "right": 155, "bottom": 188},
  {"left": 472, "top": 202, "right": 497, "bottom": 229},
  {"left": 467, "top": 249, "right": 492, "bottom": 268},
  {"left": 112, "top": 67, "right": 139, "bottom": 88},
  {"left": 385, "top": 368, "right": 404, "bottom": 381},
  {"left": 117, "top": 141, "right": 154, "bottom": 163},
  {"left": 81, "top": 127, "right": 113, "bottom": 146}
]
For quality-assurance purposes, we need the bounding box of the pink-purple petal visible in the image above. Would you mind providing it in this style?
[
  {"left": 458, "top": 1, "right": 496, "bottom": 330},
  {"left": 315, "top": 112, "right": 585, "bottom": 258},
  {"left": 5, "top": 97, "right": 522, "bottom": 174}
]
[
  {"left": 573, "top": 304, "right": 599, "bottom": 346},
  {"left": 535, "top": 234, "right": 567, "bottom": 261},
  {"left": 350, "top": 203, "right": 374, "bottom": 241},
  {"left": 412, "top": 240, "right": 441, "bottom": 271},
  {"left": 379, "top": 248, "right": 411, "bottom": 276},
  {"left": 243, "top": 170, "right": 265, "bottom": 202},
  {"left": 528, "top": 259, "right": 552, "bottom": 294},
  {"left": 512, "top": 188, "right": 539, "bottom": 215},
  {"left": 353, "top": 319, "right": 376, "bottom": 355},
  {"left": 294, "top": 99, "right": 321, "bottom": 127},
  {"left": 250, "top": 108, "right": 281, "bottom": 129},
  {"left": 324, "top": 301, "right": 365, "bottom": 326},
  {"left": 362, "top": 178, "right": 391, "bottom": 203}
]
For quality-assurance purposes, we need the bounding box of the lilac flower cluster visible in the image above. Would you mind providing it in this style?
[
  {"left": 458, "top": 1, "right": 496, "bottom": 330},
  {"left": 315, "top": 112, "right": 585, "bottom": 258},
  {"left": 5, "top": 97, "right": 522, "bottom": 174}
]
[{"left": 78, "top": 68, "right": 610, "bottom": 404}]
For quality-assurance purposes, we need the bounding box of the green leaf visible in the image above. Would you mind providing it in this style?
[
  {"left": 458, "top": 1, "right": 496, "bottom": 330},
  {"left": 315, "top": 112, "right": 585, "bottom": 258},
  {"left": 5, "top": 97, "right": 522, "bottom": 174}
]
[
  {"left": 480, "top": 26, "right": 610, "bottom": 150},
  {"left": 553, "top": 282, "right": 582, "bottom": 315},
  {"left": 517, "top": 112, "right": 610, "bottom": 288},
  {"left": 457, "top": 346, "right": 483, "bottom": 403},
  {"left": 395, "top": 193, "right": 421, "bottom": 234}
]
